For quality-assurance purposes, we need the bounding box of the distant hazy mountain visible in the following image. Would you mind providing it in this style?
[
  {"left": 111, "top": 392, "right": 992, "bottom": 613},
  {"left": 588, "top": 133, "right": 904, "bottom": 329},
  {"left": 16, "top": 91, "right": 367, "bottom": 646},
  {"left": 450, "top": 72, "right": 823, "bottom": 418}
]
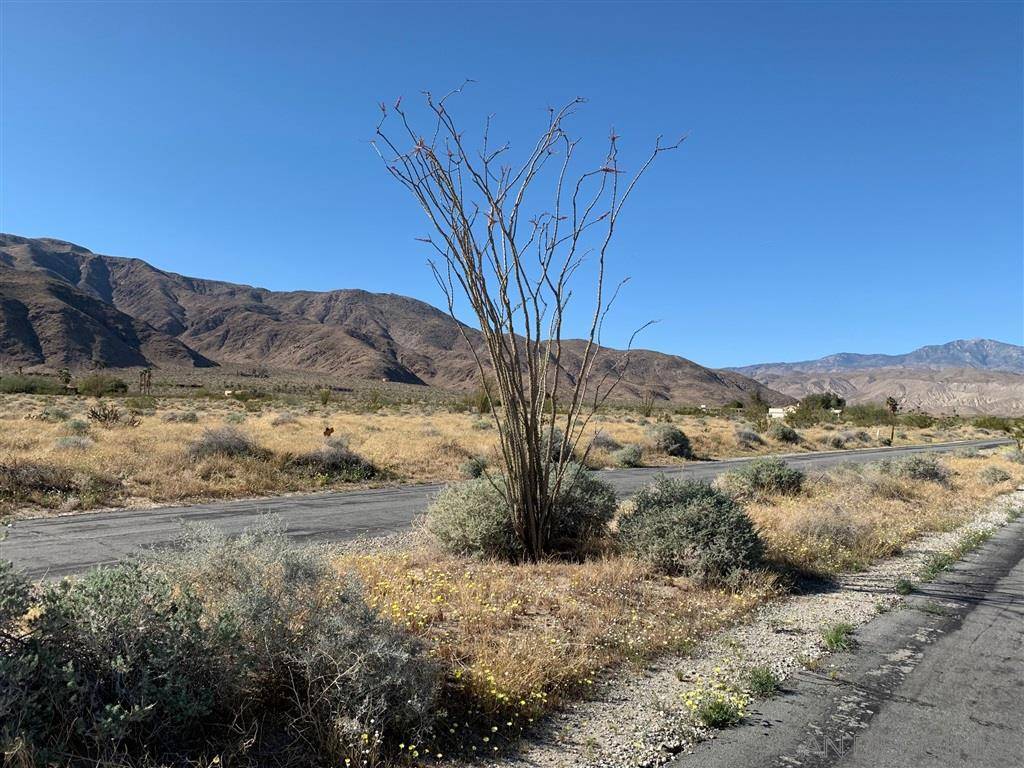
[
  {"left": 0, "top": 234, "right": 792, "bottom": 406},
  {"left": 733, "top": 339, "right": 1024, "bottom": 378},
  {"left": 732, "top": 339, "right": 1024, "bottom": 415}
]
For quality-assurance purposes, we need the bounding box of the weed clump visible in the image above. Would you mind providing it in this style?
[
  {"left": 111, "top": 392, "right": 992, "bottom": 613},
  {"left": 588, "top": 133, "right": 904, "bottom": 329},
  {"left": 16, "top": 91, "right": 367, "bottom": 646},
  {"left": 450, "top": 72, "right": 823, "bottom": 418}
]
[
  {"left": 767, "top": 422, "right": 800, "bottom": 444},
  {"left": 716, "top": 457, "right": 804, "bottom": 499},
  {"left": 613, "top": 444, "right": 644, "bottom": 468},
  {"left": 619, "top": 477, "right": 763, "bottom": 584},
  {"left": 0, "top": 461, "right": 120, "bottom": 511},
  {"left": 980, "top": 466, "right": 1012, "bottom": 485},
  {"left": 426, "top": 466, "right": 617, "bottom": 561},
  {"left": 648, "top": 424, "right": 693, "bottom": 458},
  {"left": 0, "top": 524, "right": 441, "bottom": 764},
  {"left": 187, "top": 427, "right": 265, "bottom": 460},
  {"left": 288, "top": 437, "right": 376, "bottom": 481},
  {"left": 879, "top": 454, "right": 949, "bottom": 484}
]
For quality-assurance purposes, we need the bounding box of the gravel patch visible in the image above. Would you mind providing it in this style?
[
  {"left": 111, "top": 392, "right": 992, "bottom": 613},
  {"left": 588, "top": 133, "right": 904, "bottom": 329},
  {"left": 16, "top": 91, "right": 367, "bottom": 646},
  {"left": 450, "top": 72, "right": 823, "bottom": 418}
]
[{"left": 465, "top": 489, "right": 1024, "bottom": 768}]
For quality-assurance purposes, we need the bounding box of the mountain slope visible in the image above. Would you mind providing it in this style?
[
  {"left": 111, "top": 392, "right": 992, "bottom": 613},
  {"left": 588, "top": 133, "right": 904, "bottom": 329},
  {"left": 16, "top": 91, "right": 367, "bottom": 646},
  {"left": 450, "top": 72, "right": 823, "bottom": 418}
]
[
  {"left": 734, "top": 338, "right": 1024, "bottom": 378},
  {"left": 732, "top": 339, "right": 1024, "bottom": 415},
  {"left": 0, "top": 234, "right": 791, "bottom": 405}
]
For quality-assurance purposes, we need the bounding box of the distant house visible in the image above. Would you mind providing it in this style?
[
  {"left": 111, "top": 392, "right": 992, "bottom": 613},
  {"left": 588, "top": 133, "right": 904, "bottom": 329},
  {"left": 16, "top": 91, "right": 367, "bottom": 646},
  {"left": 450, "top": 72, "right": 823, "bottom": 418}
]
[{"left": 768, "top": 405, "right": 798, "bottom": 420}]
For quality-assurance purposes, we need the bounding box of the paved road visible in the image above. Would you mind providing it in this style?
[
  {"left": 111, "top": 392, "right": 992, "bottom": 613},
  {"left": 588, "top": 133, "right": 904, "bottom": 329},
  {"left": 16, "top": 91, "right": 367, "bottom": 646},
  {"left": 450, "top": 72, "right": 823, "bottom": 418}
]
[
  {"left": 672, "top": 501, "right": 1024, "bottom": 768},
  {"left": 0, "top": 439, "right": 1010, "bottom": 580}
]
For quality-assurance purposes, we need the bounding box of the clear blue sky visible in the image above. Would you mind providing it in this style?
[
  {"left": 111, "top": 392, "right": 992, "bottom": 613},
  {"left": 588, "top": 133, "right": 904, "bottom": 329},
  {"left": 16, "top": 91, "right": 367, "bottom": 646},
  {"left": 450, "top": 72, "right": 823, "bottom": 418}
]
[{"left": 2, "top": 1, "right": 1021, "bottom": 367}]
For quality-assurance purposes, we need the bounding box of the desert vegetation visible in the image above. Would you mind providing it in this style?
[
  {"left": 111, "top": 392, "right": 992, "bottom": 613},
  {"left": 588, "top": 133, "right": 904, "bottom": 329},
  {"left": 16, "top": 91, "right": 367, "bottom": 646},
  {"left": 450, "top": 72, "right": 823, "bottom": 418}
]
[
  {"left": 3, "top": 448, "right": 1021, "bottom": 765},
  {"left": 0, "top": 388, "right": 998, "bottom": 517}
]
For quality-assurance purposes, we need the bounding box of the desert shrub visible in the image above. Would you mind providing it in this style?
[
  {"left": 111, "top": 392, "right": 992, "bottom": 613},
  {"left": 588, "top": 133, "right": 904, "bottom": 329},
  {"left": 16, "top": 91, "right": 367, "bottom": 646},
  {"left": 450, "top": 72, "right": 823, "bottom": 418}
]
[
  {"left": 156, "top": 525, "right": 441, "bottom": 759},
  {"left": 224, "top": 412, "right": 247, "bottom": 424},
  {"left": 54, "top": 436, "right": 94, "bottom": 451},
  {"left": 767, "top": 422, "right": 800, "bottom": 444},
  {"left": 162, "top": 410, "right": 199, "bottom": 423},
  {"left": 973, "top": 415, "right": 1013, "bottom": 431},
  {"left": 0, "top": 461, "right": 120, "bottom": 510},
  {"left": 844, "top": 403, "right": 895, "bottom": 427},
  {"left": 878, "top": 454, "right": 949, "bottom": 484},
  {"left": 734, "top": 427, "right": 764, "bottom": 449},
  {"left": 785, "top": 403, "right": 834, "bottom": 428},
  {"left": 783, "top": 503, "right": 871, "bottom": 558},
  {"left": 980, "top": 466, "right": 1012, "bottom": 485},
  {"left": 1003, "top": 449, "right": 1024, "bottom": 465},
  {"left": 1, "top": 525, "right": 441, "bottom": 763},
  {"left": 288, "top": 437, "right": 376, "bottom": 481},
  {"left": 589, "top": 431, "right": 622, "bottom": 453},
  {"left": 827, "top": 435, "right": 847, "bottom": 449},
  {"left": 470, "top": 418, "right": 492, "bottom": 430},
  {"left": 271, "top": 411, "right": 298, "bottom": 427},
  {"left": 460, "top": 455, "right": 488, "bottom": 479},
  {"left": 187, "top": 427, "right": 264, "bottom": 460},
  {"left": 955, "top": 447, "right": 981, "bottom": 459},
  {"left": 64, "top": 418, "right": 90, "bottom": 435},
  {"left": 900, "top": 411, "right": 935, "bottom": 429},
  {"left": 647, "top": 424, "right": 693, "bottom": 458},
  {"left": 39, "top": 406, "right": 69, "bottom": 422},
  {"left": 717, "top": 457, "right": 804, "bottom": 499},
  {"left": 800, "top": 392, "right": 846, "bottom": 411},
  {"left": 87, "top": 404, "right": 140, "bottom": 428},
  {"left": 1, "top": 564, "right": 221, "bottom": 760},
  {"left": 77, "top": 374, "right": 128, "bottom": 397},
  {"left": 125, "top": 395, "right": 157, "bottom": 413},
  {"left": 619, "top": 477, "right": 763, "bottom": 584},
  {"left": 0, "top": 374, "right": 66, "bottom": 395},
  {"left": 613, "top": 444, "right": 644, "bottom": 468},
  {"left": 426, "top": 466, "right": 616, "bottom": 560},
  {"left": 867, "top": 473, "right": 918, "bottom": 501}
]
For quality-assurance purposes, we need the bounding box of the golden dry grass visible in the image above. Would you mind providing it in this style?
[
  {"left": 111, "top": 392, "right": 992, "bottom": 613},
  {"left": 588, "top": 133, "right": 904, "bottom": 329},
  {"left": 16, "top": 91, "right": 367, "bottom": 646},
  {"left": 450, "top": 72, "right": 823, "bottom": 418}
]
[
  {"left": 328, "top": 451, "right": 1020, "bottom": 745},
  {"left": 0, "top": 392, "right": 990, "bottom": 515},
  {"left": 340, "top": 549, "right": 772, "bottom": 727}
]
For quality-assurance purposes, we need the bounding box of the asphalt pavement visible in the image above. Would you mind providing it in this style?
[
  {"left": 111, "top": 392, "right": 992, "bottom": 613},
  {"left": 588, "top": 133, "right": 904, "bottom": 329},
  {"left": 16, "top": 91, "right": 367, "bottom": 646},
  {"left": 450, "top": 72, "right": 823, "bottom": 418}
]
[{"left": 0, "top": 438, "right": 1010, "bottom": 580}]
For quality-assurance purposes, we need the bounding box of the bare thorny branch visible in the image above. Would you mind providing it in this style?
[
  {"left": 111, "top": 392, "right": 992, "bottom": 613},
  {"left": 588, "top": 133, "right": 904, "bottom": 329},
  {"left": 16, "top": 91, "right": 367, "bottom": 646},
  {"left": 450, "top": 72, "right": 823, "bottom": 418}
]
[{"left": 373, "top": 85, "right": 684, "bottom": 559}]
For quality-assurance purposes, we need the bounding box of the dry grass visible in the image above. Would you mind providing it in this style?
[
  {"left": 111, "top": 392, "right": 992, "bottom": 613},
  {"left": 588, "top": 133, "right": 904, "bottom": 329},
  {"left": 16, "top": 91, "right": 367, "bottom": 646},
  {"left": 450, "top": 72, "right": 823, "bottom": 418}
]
[
  {"left": 339, "top": 548, "right": 772, "bottom": 731},
  {"left": 328, "top": 451, "right": 1020, "bottom": 752},
  {"left": 751, "top": 453, "right": 1024, "bottom": 574},
  {"left": 0, "top": 392, "right": 989, "bottom": 515}
]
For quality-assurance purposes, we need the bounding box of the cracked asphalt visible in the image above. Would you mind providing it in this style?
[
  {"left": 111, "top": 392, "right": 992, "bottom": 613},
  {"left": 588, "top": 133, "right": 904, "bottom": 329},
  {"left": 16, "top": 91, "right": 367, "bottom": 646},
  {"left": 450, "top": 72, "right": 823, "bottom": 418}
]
[{"left": 672, "top": 512, "right": 1024, "bottom": 768}]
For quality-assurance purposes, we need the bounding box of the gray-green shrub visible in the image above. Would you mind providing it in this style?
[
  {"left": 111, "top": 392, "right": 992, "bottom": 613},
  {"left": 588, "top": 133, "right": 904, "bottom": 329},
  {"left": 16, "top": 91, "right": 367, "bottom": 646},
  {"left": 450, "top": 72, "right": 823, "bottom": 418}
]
[
  {"left": 980, "top": 466, "right": 1011, "bottom": 485},
  {"left": 460, "top": 455, "right": 488, "bottom": 479},
  {"left": 767, "top": 422, "right": 800, "bottom": 444},
  {"left": 187, "top": 427, "right": 264, "bottom": 460},
  {"left": 426, "top": 466, "right": 617, "bottom": 560},
  {"left": 717, "top": 457, "right": 804, "bottom": 499},
  {"left": 288, "top": 437, "right": 376, "bottom": 481},
  {"left": 613, "top": 444, "right": 644, "bottom": 468},
  {"left": 619, "top": 477, "right": 763, "bottom": 584},
  {"left": 878, "top": 454, "right": 949, "bottom": 484},
  {"left": 1, "top": 524, "right": 441, "bottom": 764},
  {"left": 77, "top": 374, "right": 129, "bottom": 397},
  {"left": 648, "top": 424, "right": 693, "bottom": 458}
]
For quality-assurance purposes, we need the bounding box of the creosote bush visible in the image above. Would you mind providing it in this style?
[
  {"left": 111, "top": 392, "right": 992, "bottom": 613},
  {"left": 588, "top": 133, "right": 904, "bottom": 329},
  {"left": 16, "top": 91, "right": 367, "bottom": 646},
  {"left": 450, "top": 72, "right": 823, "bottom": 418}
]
[
  {"left": 648, "top": 424, "right": 693, "bottom": 458},
  {"left": 426, "top": 466, "right": 617, "bottom": 561},
  {"left": 1, "top": 524, "right": 441, "bottom": 765},
  {"left": 287, "top": 437, "right": 376, "bottom": 481},
  {"left": 716, "top": 457, "right": 804, "bottom": 500},
  {"left": 980, "top": 466, "right": 1011, "bottom": 485},
  {"left": 618, "top": 477, "right": 764, "bottom": 584},
  {"left": 767, "top": 422, "right": 800, "bottom": 444},
  {"left": 187, "top": 426, "right": 265, "bottom": 460},
  {"left": 613, "top": 444, "right": 644, "bottom": 468},
  {"left": 879, "top": 454, "right": 949, "bottom": 485}
]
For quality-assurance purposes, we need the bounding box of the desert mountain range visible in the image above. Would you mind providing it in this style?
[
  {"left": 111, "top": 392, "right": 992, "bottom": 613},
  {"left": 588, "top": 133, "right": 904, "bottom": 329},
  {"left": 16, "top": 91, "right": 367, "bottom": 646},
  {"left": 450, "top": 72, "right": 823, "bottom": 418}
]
[
  {"left": 0, "top": 234, "right": 790, "bottom": 406},
  {"left": 732, "top": 339, "right": 1024, "bottom": 415}
]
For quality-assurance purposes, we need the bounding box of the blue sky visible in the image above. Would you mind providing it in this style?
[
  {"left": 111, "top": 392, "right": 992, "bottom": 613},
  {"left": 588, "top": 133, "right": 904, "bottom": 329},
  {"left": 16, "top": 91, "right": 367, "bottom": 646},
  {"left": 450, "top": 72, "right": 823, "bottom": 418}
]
[{"left": 2, "top": 1, "right": 1021, "bottom": 367}]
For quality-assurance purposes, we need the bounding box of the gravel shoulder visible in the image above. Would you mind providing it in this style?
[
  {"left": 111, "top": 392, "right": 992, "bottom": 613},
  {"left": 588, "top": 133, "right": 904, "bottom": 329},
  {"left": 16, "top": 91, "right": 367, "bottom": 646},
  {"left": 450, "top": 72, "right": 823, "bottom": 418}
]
[{"left": 468, "top": 488, "right": 1024, "bottom": 768}]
